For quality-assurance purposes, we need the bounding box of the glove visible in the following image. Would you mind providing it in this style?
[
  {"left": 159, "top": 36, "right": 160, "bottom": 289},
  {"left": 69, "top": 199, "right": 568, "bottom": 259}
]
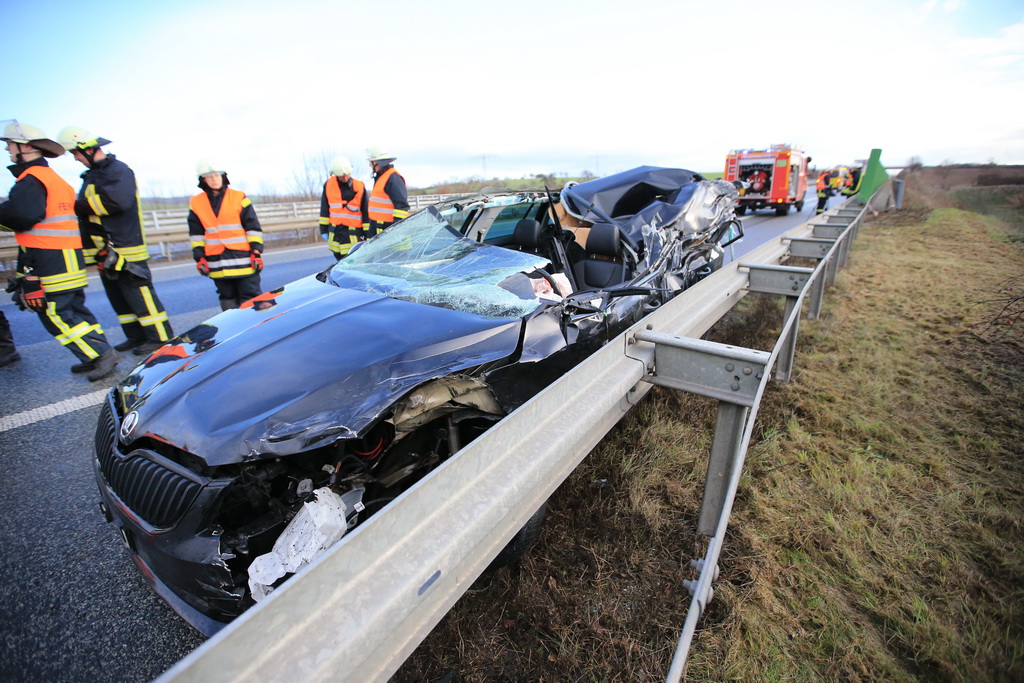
[
  {"left": 21, "top": 277, "right": 45, "bottom": 311},
  {"left": 95, "top": 248, "right": 109, "bottom": 271},
  {"left": 6, "top": 279, "right": 22, "bottom": 309},
  {"left": 196, "top": 258, "right": 210, "bottom": 277},
  {"left": 103, "top": 248, "right": 122, "bottom": 272},
  {"left": 250, "top": 252, "right": 264, "bottom": 272}
]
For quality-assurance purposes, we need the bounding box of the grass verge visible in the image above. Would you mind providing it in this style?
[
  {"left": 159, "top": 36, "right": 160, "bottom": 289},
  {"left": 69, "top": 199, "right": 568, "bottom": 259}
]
[{"left": 394, "top": 199, "right": 1024, "bottom": 682}]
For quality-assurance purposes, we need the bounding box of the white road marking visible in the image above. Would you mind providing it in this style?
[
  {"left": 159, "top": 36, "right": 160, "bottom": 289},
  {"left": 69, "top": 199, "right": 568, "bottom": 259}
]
[{"left": 0, "top": 389, "right": 108, "bottom": 433}]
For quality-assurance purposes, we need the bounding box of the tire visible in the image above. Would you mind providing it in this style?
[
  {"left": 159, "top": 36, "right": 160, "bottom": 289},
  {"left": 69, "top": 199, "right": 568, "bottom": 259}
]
[
  {"left": 775, "top": 204, "right": 790, "bottom": 217},
  {"left": 488, "top": 501, "right": 548, "bottom": 570},
  {"left": 794, "top": 199, "right": 804, "bottom": 211},
  {"left": 736, "top": 206, "right": 747, "bottom": 216}
]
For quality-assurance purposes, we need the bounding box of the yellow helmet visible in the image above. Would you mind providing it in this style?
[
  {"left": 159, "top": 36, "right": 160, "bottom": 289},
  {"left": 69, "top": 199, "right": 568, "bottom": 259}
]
[
  {"left": 366, "top": 146, "right": 395, "bottom": 162},
  {"left": 1, "top": 120, "right": 65, "bottom": 158},
  {"left": 331, "top": 156, "right": 353, "bottom": 176},
  {"left": 196, "top": 159, "right": 226, "bottom": 177},
  {"left": 56, "top": 125, "right": 111, "bottom": 151}
]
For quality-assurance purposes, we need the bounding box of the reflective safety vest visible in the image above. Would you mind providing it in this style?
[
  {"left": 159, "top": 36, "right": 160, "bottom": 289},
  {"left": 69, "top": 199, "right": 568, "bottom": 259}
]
[
  {"left": 816, "top": 173, "right": 828, "bottom": 192},
  {"left": 189, "top": 189, "right": 251, "bottom": 255},
  {"left": 368, "top": 168, "right": 402, "bottom": 224},
  {"left": 14, "top": 166, "right": 82, "bottom": 250},
  {"left": 327, "top": 177, "right": 366, "bottom": 228}
]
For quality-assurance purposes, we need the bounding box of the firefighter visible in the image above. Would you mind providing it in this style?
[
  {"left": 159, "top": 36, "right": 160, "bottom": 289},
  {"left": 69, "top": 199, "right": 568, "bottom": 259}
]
[
  {"left": 188, "top": 160, "right": 264, "bottom": 310},
  {"left": 815, "top": 169, "right": 837, "bottom": 215},
  {"left": 366, "top": 147, "right": 409, "bottom": 234},
  {"left": 58, "top": 125, "right": 174, "bottom": 357},
  {"left": 319, "top": 156, "right": 369, "bottom": 260},
  {"left": 841, "top": 166, "right": 863, "bottom": 198},
  {"left": 0, "top": 121, "right": 120, "bottom": 380}
]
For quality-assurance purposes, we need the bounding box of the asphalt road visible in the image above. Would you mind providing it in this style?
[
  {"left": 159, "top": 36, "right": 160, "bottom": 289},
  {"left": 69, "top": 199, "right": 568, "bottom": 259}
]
[{"left": 0, "top": 201, "right": 818, "bottom": 683}]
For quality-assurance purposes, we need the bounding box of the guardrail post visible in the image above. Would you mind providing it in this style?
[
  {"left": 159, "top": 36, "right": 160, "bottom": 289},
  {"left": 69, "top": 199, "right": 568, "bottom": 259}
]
[
  {"left": 812, "top": 224, "right": 848, "bottom": 284},
  {"left": 631, "top": 331, "right": 769, "bottom": 536},
  {"left": 784, "top": 237, "right": 834, "bottom": 319},
  {"left": 699, "top": 403, "right": 748, "bottom": 536},
  {"left": 741, "top": 264, "right": 812, "bottom": 382}
]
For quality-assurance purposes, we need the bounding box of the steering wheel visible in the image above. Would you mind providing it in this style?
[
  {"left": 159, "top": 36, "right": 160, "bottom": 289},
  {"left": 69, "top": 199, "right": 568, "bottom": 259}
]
[{"left": 535, "top": 268, "right": 561, "bottom": 296}]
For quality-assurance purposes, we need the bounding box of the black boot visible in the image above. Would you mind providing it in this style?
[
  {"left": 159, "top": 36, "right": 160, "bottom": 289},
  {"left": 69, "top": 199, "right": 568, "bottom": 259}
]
[
  {"left": 115, "top": 338, "right": 147, "bottom": 352},
  {"left": 0, "top": 311, "right": 18, "bottom": 366},
  {"left": 70, "top": 358, "right": 97, "bottom": 373},
  {"left": 132, "top": 341, "right": 165, "bottom": 356},
  {"left": 86, "top": 349, "right": 122, "bottom": 382}
]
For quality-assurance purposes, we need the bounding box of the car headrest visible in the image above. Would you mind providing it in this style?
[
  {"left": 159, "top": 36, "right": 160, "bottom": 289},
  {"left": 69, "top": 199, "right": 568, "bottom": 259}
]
[
  {"left": 513, "top": 219, "right": 543, "bottom": 249},
  {"left": 586, "top": 222, "right": 621, "bottom": 258}
]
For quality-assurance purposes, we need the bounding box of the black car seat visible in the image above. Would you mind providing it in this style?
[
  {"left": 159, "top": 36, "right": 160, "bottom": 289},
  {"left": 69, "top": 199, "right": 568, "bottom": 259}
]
[
  {"left": 578, "top": 222, "right": 625, "bottom": 289},
  {"left": 510, "top": 219, "right": 544, "bottom": 255}
]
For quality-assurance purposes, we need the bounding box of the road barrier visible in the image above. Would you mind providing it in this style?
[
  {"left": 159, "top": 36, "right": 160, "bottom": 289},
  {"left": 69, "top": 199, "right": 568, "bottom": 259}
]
[
  {"left": 0, "top": 194, "right": 458, "bottom": 273},
  {"left": 156, "top": 177, "right": 897, "bottom": 682}
]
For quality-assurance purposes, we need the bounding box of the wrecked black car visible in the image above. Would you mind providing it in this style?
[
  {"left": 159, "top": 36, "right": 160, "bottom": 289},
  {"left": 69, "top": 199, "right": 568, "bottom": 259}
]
[{"left": 93, "top": 166, "right": 741, "bottom": 635}]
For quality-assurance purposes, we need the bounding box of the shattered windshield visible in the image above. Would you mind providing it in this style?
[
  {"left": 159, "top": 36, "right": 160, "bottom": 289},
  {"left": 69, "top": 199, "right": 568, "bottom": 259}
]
[{"left": 327, "top": 207, "right": 552, "bottom": 318}]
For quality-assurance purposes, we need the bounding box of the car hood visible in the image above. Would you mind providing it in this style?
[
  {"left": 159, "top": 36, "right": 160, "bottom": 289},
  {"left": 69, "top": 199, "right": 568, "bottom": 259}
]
[{"left": 116, "top": 275, "right": 522, "bottom": 465}]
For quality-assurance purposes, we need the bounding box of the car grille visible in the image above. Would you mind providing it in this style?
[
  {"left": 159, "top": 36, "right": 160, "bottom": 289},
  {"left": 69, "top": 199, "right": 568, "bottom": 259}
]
[{"left": 95, "top": 399, "right": 203, "bottom": 529}]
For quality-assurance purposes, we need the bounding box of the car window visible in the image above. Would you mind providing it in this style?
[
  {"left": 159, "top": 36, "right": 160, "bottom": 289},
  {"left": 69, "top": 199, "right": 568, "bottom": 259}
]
[
  {"left": 328, "top": 208, "right": 552, "bottom": 318},
  {"left": 483, "top": 204, "right": 538, "bottom": 245}
]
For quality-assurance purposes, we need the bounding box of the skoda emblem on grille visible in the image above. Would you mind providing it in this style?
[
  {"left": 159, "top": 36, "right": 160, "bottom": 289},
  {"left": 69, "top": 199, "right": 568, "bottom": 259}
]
[{"left": 120, "top": 411, "right": 140, "bottom": 441}]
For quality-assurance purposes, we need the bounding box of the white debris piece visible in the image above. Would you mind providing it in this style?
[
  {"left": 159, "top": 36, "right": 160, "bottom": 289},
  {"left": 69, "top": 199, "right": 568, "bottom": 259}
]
[{"left": 248, "top": 487, "right": 349, "bottom": 602}]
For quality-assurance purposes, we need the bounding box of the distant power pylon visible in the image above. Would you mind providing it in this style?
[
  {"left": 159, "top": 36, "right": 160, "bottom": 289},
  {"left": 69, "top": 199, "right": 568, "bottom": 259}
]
[{"left": 471, "top": 154, "right": 498, "bottom": 177}]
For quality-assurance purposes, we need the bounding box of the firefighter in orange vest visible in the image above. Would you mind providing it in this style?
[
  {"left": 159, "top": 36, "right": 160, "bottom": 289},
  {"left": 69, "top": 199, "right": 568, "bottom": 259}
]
[
  {"left": 0, "top": 121, "right": 120, "bottom": 381},
  {"left": 188, "top": 161, "right": 265, "bottom": 310},
  {"left": 319, "top": 156, "right": 369, "bottom": 259},
  {"left": 366, "top": 146, "right": 409, "bottom": 234},
  {"left": 58, "top": 125, "right": 174, "bottom": 358},
  {"left": 841, "top": 166, "right": 863, "bottom": 198},
  {"left": 815, "top": 169, "right": 838, "bottom": 215}
]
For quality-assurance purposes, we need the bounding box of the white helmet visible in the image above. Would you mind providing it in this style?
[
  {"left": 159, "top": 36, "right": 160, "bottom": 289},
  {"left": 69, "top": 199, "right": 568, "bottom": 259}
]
[
  {"left": 196, "top": 159, "right": 226, "bottom": 177},
  {"left": 331, "top": 156, "right": 353, "bottom": 177},
  {"left": 1, "top": 120, "right": 65, "bottom": 158},
  {"left": 56, "top": 125, "right": 111, "bottom": 151},
  {"left": 366, "top": 146, "right": 395, "bottom": 162}
]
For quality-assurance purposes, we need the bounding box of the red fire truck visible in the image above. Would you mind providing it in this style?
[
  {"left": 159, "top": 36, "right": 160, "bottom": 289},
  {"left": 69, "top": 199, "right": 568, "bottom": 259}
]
[{"left": 724, "top": 144, "right": 810, "bottom": 216}]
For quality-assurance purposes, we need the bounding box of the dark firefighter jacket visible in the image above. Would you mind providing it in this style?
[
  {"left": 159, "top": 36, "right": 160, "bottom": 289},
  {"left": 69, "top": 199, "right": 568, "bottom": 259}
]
[
  {"left": 368, "top": 164, "right": 410, "bottom": 230},
  {"left": 74, "top": 154, "right": 150, "bottom": 268},
  {"left": 188, "top": 188, "right": 263, "bottom": 279},
  {"left": 0, "top": 158, "right": 89, "bottom": 293},
  {"left": 319, "top": 176, "right": 370, "bottom": 255},
  {"left": 841, "top": 168, "right": 863, "bottom": 197}
]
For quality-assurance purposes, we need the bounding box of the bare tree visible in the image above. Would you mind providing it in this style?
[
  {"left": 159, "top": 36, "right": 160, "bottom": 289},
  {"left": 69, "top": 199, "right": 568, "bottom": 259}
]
[
  {"left": 936, "top": 159, "right": 956, "bottom": 190},
  {"left": 291, "top": 149, "right": 336, "bottom": 200}
]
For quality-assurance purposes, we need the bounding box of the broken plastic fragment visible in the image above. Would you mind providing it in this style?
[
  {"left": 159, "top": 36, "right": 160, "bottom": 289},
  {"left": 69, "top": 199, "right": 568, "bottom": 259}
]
[{"left": 248, "top": 487, "right": 349, "bottom": 602}]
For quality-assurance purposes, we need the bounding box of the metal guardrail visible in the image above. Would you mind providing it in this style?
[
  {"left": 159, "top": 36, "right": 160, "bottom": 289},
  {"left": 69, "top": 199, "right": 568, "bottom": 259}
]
[
  {"left": 138, "top": 194, "right": 452, "bottom": 234},
  {"left": 0, "top": 195, "right": 458, "bottom": 267},
  {"left": 157, "top": 188, "right": 882, "bottom": 682}
]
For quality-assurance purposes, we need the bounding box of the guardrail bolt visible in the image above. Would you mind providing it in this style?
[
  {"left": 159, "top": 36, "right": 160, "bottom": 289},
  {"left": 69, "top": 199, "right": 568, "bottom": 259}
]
[{"left": 743, "top": 367, "right": 752, "bottom": 376}]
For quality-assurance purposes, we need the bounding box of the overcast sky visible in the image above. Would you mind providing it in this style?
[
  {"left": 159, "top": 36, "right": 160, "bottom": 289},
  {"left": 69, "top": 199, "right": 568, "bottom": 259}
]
[{"left": 5, "top": 0, "right": 1023, "bottom": 198}]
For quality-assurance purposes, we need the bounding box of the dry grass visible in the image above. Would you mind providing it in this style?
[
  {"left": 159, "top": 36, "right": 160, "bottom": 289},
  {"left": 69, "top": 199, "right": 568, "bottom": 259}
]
[{"left": 393, "top": 179, "right": 1024, "bottom": 681}]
